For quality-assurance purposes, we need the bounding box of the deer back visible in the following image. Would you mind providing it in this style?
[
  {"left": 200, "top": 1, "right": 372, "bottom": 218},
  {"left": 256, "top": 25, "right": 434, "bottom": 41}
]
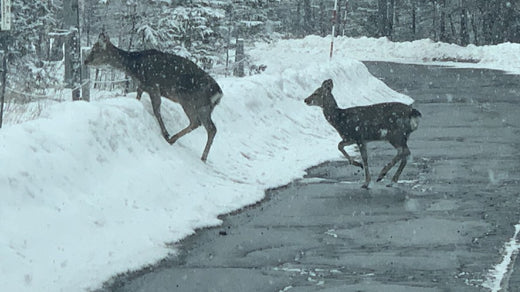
[
  {"left": 333, "top": 102, "right": 418, "bottom": 143},
  {"left": 85, "top": 33, "right": 222, "bottom": 108}
]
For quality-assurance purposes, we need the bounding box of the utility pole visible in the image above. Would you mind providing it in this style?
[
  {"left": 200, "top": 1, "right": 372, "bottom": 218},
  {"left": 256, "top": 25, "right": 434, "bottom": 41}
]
[
  {"left": 63, "top": 0, "right": 82, "bottom": 101},
  {"left": 0, "top": 0, "right": 12, "bottom": 128}
]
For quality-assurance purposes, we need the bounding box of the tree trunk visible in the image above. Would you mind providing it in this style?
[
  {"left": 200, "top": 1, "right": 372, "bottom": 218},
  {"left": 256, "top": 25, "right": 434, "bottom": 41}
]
[
  {"left": 335, "top": 0, "right": 342, "bottom": 37},
  {"left": 411, "top": 0, "right": 416, "bottom": 36},
  {"left": 378, "top": 0, "right": 388, "bottom": 37},
  {"left": 470, "top": 10, "right": 479, "bottom": 45},
  {"left": 432, "top": 0, "right": 438, "bottom": 41},
  {"left": 439, "top": 0, "right": 447, "bottom": 42},
  {"left": 502, "top": 1, "right": 514, "bottom": 42},
  {"left": 460, "top": 0, "right": 469, "bottom": 45},
  {"left": 0, "top": 35, "right": 7, "bottom": 129},
  {"left": 319, "top": 1, "right": 327, "bottom": 36},
  {"left": 303, "top": 0, "right": 312, "bottom": 35},
  {"left": 388, "top": 0, "right": 394, "bottom": 39},
  {"left": 295, "top": 1, "right": 302, "bottom": 37}
]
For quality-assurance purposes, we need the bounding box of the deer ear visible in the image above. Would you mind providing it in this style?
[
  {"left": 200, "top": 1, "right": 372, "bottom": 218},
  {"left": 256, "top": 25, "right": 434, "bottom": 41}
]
[
  {"left": 97, "top": 33, "right": 110, "bottom": 49},
  {"left": 99, "top": 33, "right": 110, "bottom": 43},
  {"left": 322, "top": 79, "right": 333, "bottom": 90}
]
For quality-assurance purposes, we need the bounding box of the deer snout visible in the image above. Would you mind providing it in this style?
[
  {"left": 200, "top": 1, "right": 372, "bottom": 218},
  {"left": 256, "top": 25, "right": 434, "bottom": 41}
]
[
  {"left": 304, "top": 96, "right": 312, "bottom": 105},
  {"left": 84, "top": 53, "right": 94, "bottom": 66},
  {"left": 84, "top": 55, "right": 91, "bottom": 65}
]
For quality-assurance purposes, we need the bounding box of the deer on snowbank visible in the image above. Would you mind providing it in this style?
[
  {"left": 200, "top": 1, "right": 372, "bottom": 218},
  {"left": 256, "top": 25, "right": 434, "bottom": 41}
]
[
  {"left": 85, "top": 33, "right": 222, "bottom": 162},
  {"left": 305, "top": 79, "right": 421, "bottom": 188}
]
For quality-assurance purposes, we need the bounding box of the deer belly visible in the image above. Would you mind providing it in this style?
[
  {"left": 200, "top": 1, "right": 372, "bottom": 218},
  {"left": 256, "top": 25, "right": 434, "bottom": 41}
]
[
  {"left": 349, "top": 125, "right": 392, "bottom": 141},
  {"left": 363, "top": 127, "right": 390, "bottom": 140},
  {"left": 161, "top": 88, "right": 180, "bottom": 103}
]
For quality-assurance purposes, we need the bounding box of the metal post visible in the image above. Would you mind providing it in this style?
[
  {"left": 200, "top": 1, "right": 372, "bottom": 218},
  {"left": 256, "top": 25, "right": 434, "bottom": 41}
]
[
  {"left": 234, "top": 38, "right": 245, "bottom": 77},
  {"left": 63, "top": 0, "right": 82, "bottom": 101},
  {"left": 81, "top": 49, "right": 90, "bottom": 102}
]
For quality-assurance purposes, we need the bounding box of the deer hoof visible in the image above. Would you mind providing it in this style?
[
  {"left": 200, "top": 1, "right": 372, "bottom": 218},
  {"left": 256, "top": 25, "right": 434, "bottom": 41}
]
[
  {"left": 167, "top": 136, "right": 178, "bottom": 145},
  {"left": 352, "top": 161, "right": 364, "bottom": 169},
  {"left": 361, "top": 183, "right": 370, "bottom": 189}
]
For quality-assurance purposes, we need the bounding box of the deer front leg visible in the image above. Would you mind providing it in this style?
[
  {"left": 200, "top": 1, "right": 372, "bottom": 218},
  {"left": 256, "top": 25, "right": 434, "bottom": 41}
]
[
  {"left": 136, "top": 87, "right": 144, "bottom": 100},
  {"left": 149, "top": 91, "right": 170, "bottom": 140},
  {"left": 359, "top": 141, "right": 371, "bottom": 189},
  {"left": 168, "top": 108, "right": 201, "bottom": 146},
  {"left": 167, "top": 121, "right": 200, "bottom": 145},
  {"left": 338, "top": 140, "right": 363, "bottom": 169}
]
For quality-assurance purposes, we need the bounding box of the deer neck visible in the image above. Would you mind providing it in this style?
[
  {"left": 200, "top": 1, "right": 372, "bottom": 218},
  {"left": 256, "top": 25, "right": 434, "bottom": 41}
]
[
  {"left": 105, "top": 45, "right": 136, "bottom": 76},
  {"left": 321, "top": 92, "right": 340, "bottom": 119}
]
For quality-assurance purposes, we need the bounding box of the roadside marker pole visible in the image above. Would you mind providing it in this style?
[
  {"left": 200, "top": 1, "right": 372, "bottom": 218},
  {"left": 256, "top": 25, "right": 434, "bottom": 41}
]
[{"left": 330, "top": 0, "right": 338, "bottom": 59}]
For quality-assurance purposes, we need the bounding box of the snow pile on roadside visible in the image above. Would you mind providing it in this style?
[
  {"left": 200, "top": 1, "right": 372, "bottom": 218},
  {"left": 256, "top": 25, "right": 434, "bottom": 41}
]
[
  {"left": 257, "top": 36, "right": 520, "bottom": 74},
  {"left": 482, "top": 225, "right": 520, "bottom": 292},
  {"left": 0, "top": 38, "right": 412, "bottom": 291}
]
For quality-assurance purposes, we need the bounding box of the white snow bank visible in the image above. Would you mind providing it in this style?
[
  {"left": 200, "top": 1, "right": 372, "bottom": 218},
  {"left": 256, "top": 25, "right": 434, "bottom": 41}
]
[
  {"left": 265, "top": 36, "right": 520, "bottom": 74},
  {"left": 482, "top": 225, "right": 520, "bottom": 292},
  {"left": 1, "top": 38, "right": 411, "bottom": 291}
]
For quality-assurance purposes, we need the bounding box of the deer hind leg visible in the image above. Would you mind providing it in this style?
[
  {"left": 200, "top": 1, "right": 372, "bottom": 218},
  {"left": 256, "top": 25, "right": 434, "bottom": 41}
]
[
  {"left": 149, "top": 91, "right": 170, "bottom": 140},
  {"left": 376, "top": 143, "right": 411, "bottom": 183},
  {"left": 338, "top": 140, "right": 363, "bottom": 169},
  {"left": 391, "top": 145, "right": 410, "bottom": 183},
  {"left": 359, "top": 141, "right": 371, "bottom": 189},
  {"left": 199, "top": 108, "right": 217, "bottom": 162}
]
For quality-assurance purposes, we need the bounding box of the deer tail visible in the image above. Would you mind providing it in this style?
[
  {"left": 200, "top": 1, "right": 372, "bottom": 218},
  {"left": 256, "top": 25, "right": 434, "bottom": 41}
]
[
  {"left": 210, "top": 84, "right": 223, "bottom": 109},
  {"left": 410, "top": 108, "right": 421, "bottom": 131},
  {"left": 211, "top": 92, "right": 223, "bottom": 106}
]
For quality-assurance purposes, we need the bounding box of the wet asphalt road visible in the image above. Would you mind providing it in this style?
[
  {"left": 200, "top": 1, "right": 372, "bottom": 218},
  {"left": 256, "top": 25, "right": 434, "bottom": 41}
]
[{"left": 100, "top": 62, "right": 520, "bottom": 292}]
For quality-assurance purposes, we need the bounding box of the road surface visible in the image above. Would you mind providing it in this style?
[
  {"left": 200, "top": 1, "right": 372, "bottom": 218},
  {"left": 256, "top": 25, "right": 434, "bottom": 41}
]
[{"left": 99, "top": 62, "right": 520, "bottom": 292}]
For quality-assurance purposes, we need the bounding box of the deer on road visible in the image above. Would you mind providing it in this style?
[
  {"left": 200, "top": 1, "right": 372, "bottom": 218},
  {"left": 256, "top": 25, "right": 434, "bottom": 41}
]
[
  {"left": 85, "top": 33, "right": 222, "bottom": 162},
  {"left": 305, "top": 79, "right": 421, "bottom": 188}
]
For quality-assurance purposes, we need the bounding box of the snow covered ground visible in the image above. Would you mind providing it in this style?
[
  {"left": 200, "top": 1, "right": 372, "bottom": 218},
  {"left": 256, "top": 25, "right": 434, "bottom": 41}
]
[{"left": 1, "top": 35, "right": 519, "bottom": 292}]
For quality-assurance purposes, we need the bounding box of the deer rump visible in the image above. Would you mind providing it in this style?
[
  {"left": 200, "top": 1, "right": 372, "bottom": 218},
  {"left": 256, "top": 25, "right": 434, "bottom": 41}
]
[
  {"left": 129, "top": 50, "right": 222, "bottom": 107},
  {"left": 327, "top": 102, "right": 421, "bottom": 144}
]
